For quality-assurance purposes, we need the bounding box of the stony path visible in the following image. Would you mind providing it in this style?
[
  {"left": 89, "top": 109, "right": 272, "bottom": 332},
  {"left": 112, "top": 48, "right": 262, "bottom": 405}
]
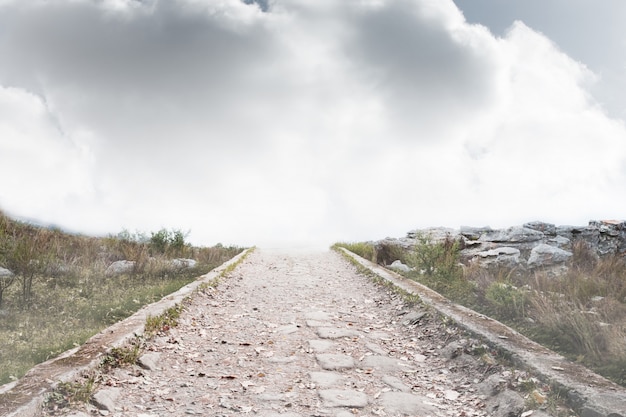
[{"left": 45, "top": 249, "right": 532, "bottom": 417}]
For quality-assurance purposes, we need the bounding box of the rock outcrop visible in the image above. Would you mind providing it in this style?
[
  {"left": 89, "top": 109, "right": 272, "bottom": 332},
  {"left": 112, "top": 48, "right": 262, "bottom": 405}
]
[{"left": 379, "top": 220, "right": 625, "bottom": 271}]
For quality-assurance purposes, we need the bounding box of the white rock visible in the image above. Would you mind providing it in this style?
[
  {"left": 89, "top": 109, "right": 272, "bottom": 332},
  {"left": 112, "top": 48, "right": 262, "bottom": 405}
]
[
  {"left": 388, "top": 260, "right": 411, "bottom": 273},
  {"left": 527, "top": 244, "right": 572, "bottom": 268},
  {"left": 105, "top": 260, "right": 136, "bottom": 276},
  {"left": 170, "top": 258, "right": 197, "bottom": 269}
]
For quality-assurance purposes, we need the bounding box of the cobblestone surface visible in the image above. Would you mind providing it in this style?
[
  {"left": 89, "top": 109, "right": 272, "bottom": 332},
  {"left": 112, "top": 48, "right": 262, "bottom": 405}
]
[{"left": 41, "top": 249, "right": 557, "bottom": 417}]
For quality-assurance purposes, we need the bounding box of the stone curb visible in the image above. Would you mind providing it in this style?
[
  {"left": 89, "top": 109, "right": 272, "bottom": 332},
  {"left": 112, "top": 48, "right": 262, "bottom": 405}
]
[
  {"left": 0, "top": 248, "right": 253, "bottom": 417},
  {"left": 338, "top": 247, "right": 626, "bottom": 417}
]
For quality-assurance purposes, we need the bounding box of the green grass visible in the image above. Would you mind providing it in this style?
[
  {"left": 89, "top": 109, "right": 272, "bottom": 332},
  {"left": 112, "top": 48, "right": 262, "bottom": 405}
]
[{"left": 0, "top": 210, "right": 244, "bottom": 385}]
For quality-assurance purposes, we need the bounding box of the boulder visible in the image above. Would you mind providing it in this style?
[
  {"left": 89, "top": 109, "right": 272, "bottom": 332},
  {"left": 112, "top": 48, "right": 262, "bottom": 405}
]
[
  {"left": 105, "top": 260, "right": 136, "bottom": 276},
  {"left": 170, "top": 258, "right": 197, "bottom": 269},
  {"left": 388, "top": 260, "right": 411, "bottom": 273},
  {"left": 527, "top": 244, "right": 572, "bottom": 268},
  {"left": 486, "top": 389, "right": 525, "bottom": 417},
  {"left": 473, "top": 247, "right": 522, "bottom": 268},
  {"left": 548, "top": 235, "right": 570, "bottom": 248}
]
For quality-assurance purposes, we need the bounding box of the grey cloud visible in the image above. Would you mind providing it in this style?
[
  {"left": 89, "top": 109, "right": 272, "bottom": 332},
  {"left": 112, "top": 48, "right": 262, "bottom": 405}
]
[{"left": 346, "top": 1, "right": 496, "bottom": 137}]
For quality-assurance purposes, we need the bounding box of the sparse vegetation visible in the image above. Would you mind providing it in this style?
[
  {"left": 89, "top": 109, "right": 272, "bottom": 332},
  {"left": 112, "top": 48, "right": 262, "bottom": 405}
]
[
  {"left": 0, "top": 210, "right": 243, "bottom": 385},
  {"left": 44, "top": 374, "right": 97, "bottom": 412},
  {"left": 332, "top": 242, "right": 376, "bottom": 262},
  {"left": 336, "top": 236, "right": 626, "bottom": 387},
  {"left": 145, "top": 305, "right": 183, "bottom": 337}
]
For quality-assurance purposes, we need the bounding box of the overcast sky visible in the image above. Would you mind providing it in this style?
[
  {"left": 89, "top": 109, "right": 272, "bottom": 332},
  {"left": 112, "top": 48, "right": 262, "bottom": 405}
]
[{"left": 1, "top": 0, "right": 625, "bottom": 248}]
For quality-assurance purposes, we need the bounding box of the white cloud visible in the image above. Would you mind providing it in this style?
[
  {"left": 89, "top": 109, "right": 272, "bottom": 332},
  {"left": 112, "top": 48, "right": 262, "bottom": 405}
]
[{"left": 0, "top": 0, "right": 624, "bottom": 247}]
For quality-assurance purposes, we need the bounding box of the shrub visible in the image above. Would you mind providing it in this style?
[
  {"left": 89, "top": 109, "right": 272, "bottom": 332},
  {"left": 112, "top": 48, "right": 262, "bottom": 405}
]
[
  {"left": 405, "top": 235, "right": 473, "bottom": 304},
  {"left": 332, "top": 242, "right": 377, "bottom": 262},
  {"left": 485, "top": 281, "right": 526, "bottom": 320}
]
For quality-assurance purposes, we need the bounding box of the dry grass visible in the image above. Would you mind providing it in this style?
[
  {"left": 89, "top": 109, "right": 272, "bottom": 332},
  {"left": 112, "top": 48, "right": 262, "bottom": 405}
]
[
  {"left": 462, "top": 241, "right": 626, "bottom": 386},
  {"left": 0, "top": 210, "right": 243, "bottom": 385},
  {"left": 337, "top": 236, "right": 626, "bottom": 386}
]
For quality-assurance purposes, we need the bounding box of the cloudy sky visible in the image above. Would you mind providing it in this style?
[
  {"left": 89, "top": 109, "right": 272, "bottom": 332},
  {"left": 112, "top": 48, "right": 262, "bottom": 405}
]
[{"left": 1, "top": 0, "right": 625, "bottom": 248}]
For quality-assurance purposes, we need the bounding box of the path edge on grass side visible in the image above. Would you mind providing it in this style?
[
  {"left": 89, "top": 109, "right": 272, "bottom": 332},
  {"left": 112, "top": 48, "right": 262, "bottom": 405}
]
[
  {"left": 0, "top": 248, "right": 254, "bottom": 417},
  {"left": 338, "top": 247, "right": 626, "bottom": 417}
]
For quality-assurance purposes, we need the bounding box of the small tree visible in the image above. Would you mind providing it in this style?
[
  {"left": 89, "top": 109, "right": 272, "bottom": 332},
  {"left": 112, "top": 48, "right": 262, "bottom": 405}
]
[{"left": 0, "top": 270, "right": 16, "bottom": 307}]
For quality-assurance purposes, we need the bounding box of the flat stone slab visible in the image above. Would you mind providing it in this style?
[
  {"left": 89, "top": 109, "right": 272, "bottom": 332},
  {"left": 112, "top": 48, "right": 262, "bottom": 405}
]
[
  {"left": 379, "top": 392, "right": 438, "bottom": 415},
  {"left": 277, "top": 324, "right": 299, "bottom": 334},
  {"left": 366, "top": 342, "right": 387, "bottom": 355},
  {"left": 360, "top": 355, "right": 402, "bottom": 372},
  {"left": 319, "top": 389, "right": 368, "bottom": 408},
  {"left": 308, "top": 339, "right": 335, "bottom": 352},
  {"left": 366, "top": 331, "right": 392, "bottom": 340},
  {"left": 316, "top": 327, "right": 359, "bottom": 339},
  {"left": 316, "top": 354, "right": 355, "bottom": 370},
  {"left": 305, "top": 311, "right": 332, "bottom": 321},
  {"left": 382, "top": 375, "right": 411, "bottom": 392},
  {"left": 92, "top": 387, "right": 121, "bottom": 411},
  {"left": 137, "top": 352, "right": 161, "bottom": 371},
  {"left": 309, "top": 371, "right": 345, "bottom": 387},
  {"left": 306, "top": 320, "right": 328, "bottom": 327},
  {"left": 267, "top": 356, "right": 297, "bottom": 364}
]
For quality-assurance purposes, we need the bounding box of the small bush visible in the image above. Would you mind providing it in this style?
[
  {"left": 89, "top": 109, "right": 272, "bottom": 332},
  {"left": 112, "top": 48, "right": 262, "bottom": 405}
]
[
  {"left": 145, "top": 305, "right": 183, "bottom": 337},
  {"left": 485, "top": 282, "right": 526, "bottom": 321},
  {"left": 405, "top": 235, "right": 473, "bottom": 304},
  {"left": 101, "top": 340, "right": 142, "bottom": 371},
  {"left": 44, "top": 375, "right": 96, "bottom": 410}
]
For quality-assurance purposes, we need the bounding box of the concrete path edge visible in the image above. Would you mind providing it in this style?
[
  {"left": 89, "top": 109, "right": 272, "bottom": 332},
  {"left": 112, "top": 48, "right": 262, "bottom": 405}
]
[
  {"left": 0, "top": 248, "right": 254, "bottom": 417},
  {"left": 338, "top": 247, "right": 626, "bottom": 417}
]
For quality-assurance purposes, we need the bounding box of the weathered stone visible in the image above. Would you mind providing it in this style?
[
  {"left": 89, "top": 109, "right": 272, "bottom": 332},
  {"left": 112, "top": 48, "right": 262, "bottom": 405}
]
[
  {"left": 305, "top": 311, "right": 332, "bottom": 321},
  {"left": 524, "top": 221, "right": 557, "bottom": 235},
  {"left": 460, "top": 226, "right": 493, "bottom": 240},
  {"left": 527, "top": 244, "right": 572, "bottom": 268},
  {"left": 401, "top": 311, "right": 427, "bottom": 325},
  {"left": 388, "top": 260, "right": 410, "bottom": 273},
  {"left": 309, "top": 371, "right": 344, "bottom": 387},
  {"left": 382, "top": 375, "right": 411, "bottom": 392},
  {"left": 365, "top": 342, "right": 386, "bottom": 355},
  {"left": 486, "top": 390, "right": 525, "bottom": 417},
  {"left": 316, "top": 354, "right": 355, "bottom": 370},
  {"left": 92, "top": 387, "right": 121, "bottom": 411},
  {"left": 170, "top": 258, "right": 197, "bottom": 269},
  {"left": 316, "top": 327, "right": 359, "bottom": 339},
  {"left": 407, "top": 227, "right": 458, "bottom": 243},
  {"left": 549, "top": 235, "right": 571, "bottom": 248},
  {"left": 277, "top": 324, "right": 299, "bottom": 334},
  {"left": 319, "top": 389, "right": 368, "bottom": 408},
  {"left": 105, "top": 260, "right": 136, "bottom": 276},
  {"left": 379, "top": 392, "right": 439, "bottom": 415},
  {"left": 360, "top": 355, "right": 402, "bottom": 372},
  {"left": 308, "top": 339, "right": 335, "bottom": 352},
  {"left": 480, "top": 227, "right": 545, "bottom": 243},
  {"left": 306, "top": 320, "right": 327, "bottom": 327},
  {"left": 365, "top": 331, "right": 392, "bottom": 340},
  {"left": 473, "top": 247, "right": 521, "bottom": 268},
  {"left": 477, "top": 374, "right": 507, "bottom": 396},
  {"left": 137, "top": 352, "right": 161, "bottom": 371}
]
